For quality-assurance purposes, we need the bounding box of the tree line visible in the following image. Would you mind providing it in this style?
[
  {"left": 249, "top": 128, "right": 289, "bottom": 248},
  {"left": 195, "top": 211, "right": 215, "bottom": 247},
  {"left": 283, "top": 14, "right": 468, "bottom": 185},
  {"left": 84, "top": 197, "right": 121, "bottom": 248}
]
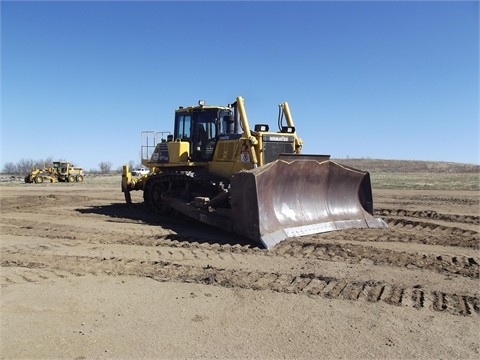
[{"left": 1, "top": 159, "right": 139, "bottom": 175}]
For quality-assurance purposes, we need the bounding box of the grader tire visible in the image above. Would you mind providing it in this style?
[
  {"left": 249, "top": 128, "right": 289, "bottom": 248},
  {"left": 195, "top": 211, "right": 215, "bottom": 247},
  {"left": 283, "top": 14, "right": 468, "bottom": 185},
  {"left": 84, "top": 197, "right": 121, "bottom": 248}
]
[
  {"left": 34, "top": 176, "right": 44, "bottom": 184},
  {"left": 68, "top": 175, "right": 75, "bottom": 183},
  {"left": 76, "top": 175, "right": 84, "bottom": 182}
]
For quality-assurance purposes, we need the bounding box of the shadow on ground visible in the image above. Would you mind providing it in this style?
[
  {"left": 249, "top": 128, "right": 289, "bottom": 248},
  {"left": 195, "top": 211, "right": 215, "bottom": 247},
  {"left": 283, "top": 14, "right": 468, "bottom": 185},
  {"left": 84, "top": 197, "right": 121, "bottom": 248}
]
[{"left": 76, "top": 202, "right": 257, "bottom": 248}]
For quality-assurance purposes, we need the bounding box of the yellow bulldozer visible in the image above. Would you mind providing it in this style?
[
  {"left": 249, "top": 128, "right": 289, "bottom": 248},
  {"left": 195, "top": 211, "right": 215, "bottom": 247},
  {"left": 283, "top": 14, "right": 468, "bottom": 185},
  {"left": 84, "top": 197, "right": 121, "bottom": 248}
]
[
  {"left": 25, "top": 161, "right": 85, "bottom": 184},
  {"left": 122, "top": 96, "right": 387, "bottom": 248}
]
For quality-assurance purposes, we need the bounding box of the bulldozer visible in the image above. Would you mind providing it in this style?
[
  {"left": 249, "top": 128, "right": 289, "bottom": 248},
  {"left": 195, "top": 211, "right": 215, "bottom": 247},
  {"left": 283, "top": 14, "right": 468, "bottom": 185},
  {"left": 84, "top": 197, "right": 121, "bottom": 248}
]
[
  {"left": 122, "top": 96, "right": 387, "bottom": 249},
  {"left": 25, "top": 161, "right": 85, "bottom": 184}
]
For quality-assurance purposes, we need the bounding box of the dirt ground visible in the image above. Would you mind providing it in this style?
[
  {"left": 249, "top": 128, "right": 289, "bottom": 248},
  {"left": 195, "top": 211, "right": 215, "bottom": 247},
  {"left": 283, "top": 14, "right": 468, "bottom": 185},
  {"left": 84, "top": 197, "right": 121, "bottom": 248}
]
[{"left": 1, "top": 177, "right": 479, "bottom": 359}]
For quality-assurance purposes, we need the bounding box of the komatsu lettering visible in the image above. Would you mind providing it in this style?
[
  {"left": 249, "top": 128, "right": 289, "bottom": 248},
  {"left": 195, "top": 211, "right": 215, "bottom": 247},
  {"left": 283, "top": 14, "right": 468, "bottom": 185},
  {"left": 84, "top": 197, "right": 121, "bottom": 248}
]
[{"left": 263, "top": 135, "right": 293, "bottom": 142}]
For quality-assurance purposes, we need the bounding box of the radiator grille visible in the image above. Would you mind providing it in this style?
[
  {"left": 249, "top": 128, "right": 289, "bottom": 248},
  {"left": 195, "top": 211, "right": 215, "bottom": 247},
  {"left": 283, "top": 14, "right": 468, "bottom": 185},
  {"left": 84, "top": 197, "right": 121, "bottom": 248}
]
[{"left": 262, "top": 141, "right": 295, "bottom": 164}]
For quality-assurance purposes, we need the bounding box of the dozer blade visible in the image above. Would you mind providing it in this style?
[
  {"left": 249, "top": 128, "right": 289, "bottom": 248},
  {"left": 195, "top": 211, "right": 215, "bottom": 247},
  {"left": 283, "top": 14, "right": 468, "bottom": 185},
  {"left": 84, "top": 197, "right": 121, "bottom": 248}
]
[{"left": 230, "top": 159, "right": 387, "bottom": 249}]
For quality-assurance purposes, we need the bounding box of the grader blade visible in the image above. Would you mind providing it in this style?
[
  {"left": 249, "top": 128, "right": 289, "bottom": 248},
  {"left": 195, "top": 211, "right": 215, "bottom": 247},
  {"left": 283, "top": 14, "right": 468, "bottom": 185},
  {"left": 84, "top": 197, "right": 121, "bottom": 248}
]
[{"left": 230, "top": 160, "right": 387, "bottom": 249}]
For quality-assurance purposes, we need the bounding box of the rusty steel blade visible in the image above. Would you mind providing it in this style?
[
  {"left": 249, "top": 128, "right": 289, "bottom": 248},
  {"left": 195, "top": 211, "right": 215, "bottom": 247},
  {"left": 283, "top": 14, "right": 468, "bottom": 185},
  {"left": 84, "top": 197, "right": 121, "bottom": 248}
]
[{"left": 230, "top": 160, "right": 387, "bottom": 249}]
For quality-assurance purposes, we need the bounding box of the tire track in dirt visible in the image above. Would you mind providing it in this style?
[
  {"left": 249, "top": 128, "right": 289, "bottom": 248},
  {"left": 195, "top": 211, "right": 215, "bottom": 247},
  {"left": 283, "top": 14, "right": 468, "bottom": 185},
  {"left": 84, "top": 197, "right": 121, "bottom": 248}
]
[
  {"left": 377, "top": 208, "right": 480, "bottom": 225},
  {"left": 3, "top": 217, "right": 478, "bottom": 280},
  {"left": 1, "top": 254, "right": 478, "bottom": 317},
  {"left": 0, "top": 265, "right": 75, "bottom": 287},
  {"left": 386, "top": 218, "right": 478, "bottom": 245},
  {"left": 98, "top": 234, "right": 480, "bottom": 279},
  {"left": 327, "top": 212, "right": 479, "bottom": 249},
  {"left": 273, "top": 241, "right": 479, "bottom": 278},
  {"left": 2, "top": 235, "right": 478, "bottom": 297}
]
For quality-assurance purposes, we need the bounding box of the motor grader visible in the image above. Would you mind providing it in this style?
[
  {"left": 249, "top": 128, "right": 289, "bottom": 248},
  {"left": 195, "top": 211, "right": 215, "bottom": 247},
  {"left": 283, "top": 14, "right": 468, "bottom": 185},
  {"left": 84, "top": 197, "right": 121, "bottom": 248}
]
[
  {"left": 25, "top": 161, "right": 84, "bottom": 184},
  {"left": 122, "top": 96, "right": 387, "bottom": 248}
]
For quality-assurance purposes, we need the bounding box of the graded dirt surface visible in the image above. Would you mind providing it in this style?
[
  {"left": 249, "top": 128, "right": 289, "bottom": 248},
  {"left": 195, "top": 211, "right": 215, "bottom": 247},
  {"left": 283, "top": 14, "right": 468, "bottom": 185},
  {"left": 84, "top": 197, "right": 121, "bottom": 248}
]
[{"left": 1, "top": 176, "right": 479, "bottom": 359}]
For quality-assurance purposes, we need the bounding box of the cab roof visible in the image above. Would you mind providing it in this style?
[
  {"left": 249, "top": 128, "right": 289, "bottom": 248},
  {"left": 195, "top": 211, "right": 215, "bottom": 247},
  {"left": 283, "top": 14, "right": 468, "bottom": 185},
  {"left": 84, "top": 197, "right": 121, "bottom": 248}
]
[{"left": 175, "top": 104, "right": 232, "bottom": 113}]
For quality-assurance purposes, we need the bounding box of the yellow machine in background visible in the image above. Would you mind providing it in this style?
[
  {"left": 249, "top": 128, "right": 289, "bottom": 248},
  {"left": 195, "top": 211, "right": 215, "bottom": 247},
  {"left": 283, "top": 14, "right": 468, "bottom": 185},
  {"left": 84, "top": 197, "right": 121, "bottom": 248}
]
[
  {"left": 25, "top": 161, "right": 84, "bottom": 184},
  {"left": 122, "top": 96, "right": 387, "bottom": 248}
]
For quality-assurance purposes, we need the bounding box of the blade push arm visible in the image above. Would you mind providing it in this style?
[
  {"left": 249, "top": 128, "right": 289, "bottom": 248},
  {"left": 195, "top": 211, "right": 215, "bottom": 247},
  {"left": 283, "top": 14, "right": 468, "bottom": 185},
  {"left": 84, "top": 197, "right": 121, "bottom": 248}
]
[{"left": 236, "top": 96, "right": 259, "bottom": 168}]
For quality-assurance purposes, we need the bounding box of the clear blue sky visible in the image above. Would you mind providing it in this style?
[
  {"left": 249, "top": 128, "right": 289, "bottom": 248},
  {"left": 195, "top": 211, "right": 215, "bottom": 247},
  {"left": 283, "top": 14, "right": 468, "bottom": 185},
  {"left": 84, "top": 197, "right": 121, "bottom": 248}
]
[{"left": 1, "top": 1, "right": 479, "bottom": 171}]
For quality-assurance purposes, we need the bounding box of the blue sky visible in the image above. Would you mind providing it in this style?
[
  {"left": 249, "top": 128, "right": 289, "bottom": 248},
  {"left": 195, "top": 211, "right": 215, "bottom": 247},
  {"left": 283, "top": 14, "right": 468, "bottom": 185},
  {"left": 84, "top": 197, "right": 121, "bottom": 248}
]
[{"left": 1, "top": 1, "right": 479, "bottom": 171}]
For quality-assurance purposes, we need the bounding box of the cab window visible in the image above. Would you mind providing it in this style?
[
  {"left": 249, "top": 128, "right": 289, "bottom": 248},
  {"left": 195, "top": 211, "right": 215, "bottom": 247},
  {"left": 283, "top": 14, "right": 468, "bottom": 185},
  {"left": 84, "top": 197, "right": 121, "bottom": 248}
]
[{"left": 174, "top": 114, "right": 191, "bottom": 141}]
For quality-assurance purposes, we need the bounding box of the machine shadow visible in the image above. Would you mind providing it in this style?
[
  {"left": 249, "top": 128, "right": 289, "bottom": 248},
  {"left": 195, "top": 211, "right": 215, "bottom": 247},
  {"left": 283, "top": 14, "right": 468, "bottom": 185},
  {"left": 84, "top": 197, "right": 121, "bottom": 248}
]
[{"left": 76, "top": 202, "right": 257, "bottom": 248}]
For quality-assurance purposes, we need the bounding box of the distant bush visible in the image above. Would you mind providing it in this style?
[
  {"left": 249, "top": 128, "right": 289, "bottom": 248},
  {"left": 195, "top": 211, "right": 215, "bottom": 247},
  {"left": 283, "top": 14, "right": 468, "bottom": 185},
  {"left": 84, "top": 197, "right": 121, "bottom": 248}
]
[{"left": 98, "top": 161, "right": 113, "bottom": 174}]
